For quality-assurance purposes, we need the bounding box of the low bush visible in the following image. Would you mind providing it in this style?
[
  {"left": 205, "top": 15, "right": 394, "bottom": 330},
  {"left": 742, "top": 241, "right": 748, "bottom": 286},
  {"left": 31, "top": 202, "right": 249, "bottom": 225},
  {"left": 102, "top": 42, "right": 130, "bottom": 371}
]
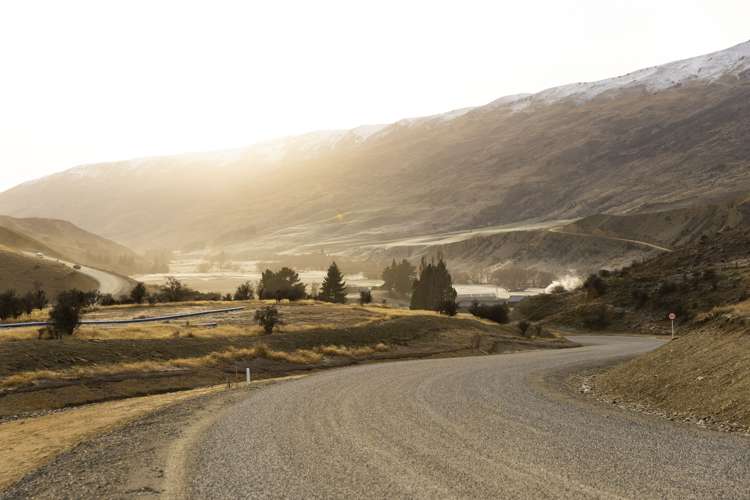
[
  {"left": 469, "top": 302, "right": 510, "bottom": 324},
  {"left": 254, "top": 305, "right": 282, "bottom": 334},
  {"left": 581, "top": 304, "right": 610, "bottom": 330}
]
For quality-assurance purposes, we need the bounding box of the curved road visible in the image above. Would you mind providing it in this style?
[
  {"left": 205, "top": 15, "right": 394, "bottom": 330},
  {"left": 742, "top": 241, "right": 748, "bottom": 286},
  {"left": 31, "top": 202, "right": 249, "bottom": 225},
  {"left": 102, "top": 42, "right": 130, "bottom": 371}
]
[
  {"left": 27, "top": 252, "right": 133, "bottom": 296},
  {"left": 186, "top": 336, "right": 749, "bottom": 499}
]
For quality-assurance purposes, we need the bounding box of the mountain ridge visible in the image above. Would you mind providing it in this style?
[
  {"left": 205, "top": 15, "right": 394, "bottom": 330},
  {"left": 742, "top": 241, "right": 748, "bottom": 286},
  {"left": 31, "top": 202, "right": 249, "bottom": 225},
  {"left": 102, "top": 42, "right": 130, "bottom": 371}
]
[{"left": 2, "top": 40, "right": 749, "bottom": 263}]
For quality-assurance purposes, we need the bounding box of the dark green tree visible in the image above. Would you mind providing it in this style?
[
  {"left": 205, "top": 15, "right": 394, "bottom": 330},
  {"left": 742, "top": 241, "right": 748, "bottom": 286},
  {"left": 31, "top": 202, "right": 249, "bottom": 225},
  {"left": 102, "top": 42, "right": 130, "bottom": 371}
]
[
  {"left": 359, "top": 289, "right": 373, "bottom": 305},
  {"left": 257, "top": 268, "right": 306, "bottom": 301},
  {"left": 382, "top": 259, "right": 417, "bottom": 296},
  {"left": 319, "top": 262, "right": 347, "bottom": 303},
  {"left": 0, "top": 290, "right": 22, "bottom": 320},
  {"left": 410, "top": 256, "right": 457, "bottom": 311},
  {"left": 130, "top": 282, "right": 147, "bottom": 304},
  {"left": 234, "top": 281, "right": 254, "bottom": 301}
]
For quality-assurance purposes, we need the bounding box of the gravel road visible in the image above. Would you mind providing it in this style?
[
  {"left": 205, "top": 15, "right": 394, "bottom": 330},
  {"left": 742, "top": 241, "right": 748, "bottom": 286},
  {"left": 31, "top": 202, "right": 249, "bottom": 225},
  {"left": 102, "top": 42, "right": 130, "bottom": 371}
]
[
  {"left": 186, "top": 335, "right": 749, "bottom": 499},
  {"left": 4, "top": 336, "right": 749, "bottom": 499}
]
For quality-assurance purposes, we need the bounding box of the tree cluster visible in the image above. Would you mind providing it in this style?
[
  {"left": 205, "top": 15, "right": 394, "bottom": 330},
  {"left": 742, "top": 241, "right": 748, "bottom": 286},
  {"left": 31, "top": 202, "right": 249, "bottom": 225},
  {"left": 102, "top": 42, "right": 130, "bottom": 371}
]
[
  {"left": 381, "top": 259, "right": 416, "bottom": 296},
  {"left": 0, "top": 287, "right": 48, "bottom": 321},
  {"left": 410, "top": 257, "right": 457, "bottom": 313},
  {"left": 258, "top": 268, "right": 306, "bottom": 301}
]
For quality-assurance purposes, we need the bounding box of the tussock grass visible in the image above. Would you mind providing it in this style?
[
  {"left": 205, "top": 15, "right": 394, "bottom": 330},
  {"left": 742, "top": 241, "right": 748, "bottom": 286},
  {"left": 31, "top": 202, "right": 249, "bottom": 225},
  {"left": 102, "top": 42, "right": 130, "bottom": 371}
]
[{"left": 0, "top": 342, "right": 391, "bottom": 389}]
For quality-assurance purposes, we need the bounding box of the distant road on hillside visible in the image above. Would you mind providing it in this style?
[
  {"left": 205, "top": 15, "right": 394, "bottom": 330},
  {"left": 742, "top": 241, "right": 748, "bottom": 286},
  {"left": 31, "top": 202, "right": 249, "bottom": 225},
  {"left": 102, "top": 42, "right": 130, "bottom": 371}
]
[
  {"left": 25, "top": 252, "right": 133, "bottom": 297},
  {"left": 549, "top": 227, "right": 674, "bottom": 253},
  {"left": 184, "top": 335, "right": 748, "bottom": 499}
]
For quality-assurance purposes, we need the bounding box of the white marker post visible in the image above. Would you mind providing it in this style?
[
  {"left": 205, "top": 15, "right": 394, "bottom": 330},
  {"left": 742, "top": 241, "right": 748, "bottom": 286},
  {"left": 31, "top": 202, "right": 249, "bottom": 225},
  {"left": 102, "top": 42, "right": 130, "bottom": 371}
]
[
  {"left": 246, "top": 367, "right": 251, "bottom": 385},
  {"left": 668, "top": 312, "right": 676, "bottom": 340}
]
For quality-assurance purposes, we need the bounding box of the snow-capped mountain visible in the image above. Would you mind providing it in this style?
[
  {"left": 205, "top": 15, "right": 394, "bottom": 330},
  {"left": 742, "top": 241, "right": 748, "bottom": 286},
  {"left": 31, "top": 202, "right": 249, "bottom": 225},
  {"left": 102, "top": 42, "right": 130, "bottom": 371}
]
[{"left": 1, "top": 39, "right": 749, "bottom": 253}]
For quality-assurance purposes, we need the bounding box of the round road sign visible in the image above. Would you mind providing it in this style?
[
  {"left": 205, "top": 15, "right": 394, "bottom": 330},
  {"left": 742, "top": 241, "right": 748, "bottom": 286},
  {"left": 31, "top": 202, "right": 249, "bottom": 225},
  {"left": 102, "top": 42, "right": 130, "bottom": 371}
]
[{"left": 668, "top": 313, "right": 676, "bottom": 321}]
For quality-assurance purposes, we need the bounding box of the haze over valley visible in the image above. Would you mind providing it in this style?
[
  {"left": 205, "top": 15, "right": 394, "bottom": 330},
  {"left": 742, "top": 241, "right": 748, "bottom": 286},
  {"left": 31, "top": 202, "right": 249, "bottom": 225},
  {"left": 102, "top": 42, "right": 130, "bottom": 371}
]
[{"left": 3, "top": 3, "right": 750, "bottom": 498}]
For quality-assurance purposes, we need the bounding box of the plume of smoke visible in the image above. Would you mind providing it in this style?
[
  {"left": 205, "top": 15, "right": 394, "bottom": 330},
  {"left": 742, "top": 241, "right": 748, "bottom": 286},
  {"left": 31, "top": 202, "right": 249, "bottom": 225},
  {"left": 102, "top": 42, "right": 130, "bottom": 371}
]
[{"left": 545, "top": 275, "right": 582, "bottom": 293}]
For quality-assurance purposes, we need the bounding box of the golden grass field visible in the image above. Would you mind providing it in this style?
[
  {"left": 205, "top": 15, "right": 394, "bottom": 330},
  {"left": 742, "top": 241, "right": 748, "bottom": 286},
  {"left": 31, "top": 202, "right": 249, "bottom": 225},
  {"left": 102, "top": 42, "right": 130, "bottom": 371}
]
[{"left": 0, "top": 300, "right": 571, "bottom": 417}]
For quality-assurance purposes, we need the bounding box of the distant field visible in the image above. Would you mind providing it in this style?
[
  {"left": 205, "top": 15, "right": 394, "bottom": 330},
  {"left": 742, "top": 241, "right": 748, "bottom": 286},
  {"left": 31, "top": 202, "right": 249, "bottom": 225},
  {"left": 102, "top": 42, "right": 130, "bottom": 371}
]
[
  {"left": 0, "top": 300, "right": 573, "bottom": 417},
  {"left": 0, "top": 249, "right": 97, "bottom": 295}
]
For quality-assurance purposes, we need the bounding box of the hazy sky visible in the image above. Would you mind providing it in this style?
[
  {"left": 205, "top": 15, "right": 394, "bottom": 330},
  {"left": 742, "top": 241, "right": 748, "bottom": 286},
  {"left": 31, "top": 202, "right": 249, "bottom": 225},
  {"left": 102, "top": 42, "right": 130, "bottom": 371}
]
[{"left": 1, "top": 0, "right": 748, "bottom": 192}]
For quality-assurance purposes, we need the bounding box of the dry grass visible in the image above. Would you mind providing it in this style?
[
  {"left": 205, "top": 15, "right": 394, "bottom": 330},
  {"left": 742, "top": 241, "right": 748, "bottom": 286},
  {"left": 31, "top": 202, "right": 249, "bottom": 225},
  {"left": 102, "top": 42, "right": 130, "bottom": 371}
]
[
  {"left": 0, "top": 342, "right": 391, "bottom": 390},
  {"left": 594, "top": 320, "right": 750, "bottom": 427}
]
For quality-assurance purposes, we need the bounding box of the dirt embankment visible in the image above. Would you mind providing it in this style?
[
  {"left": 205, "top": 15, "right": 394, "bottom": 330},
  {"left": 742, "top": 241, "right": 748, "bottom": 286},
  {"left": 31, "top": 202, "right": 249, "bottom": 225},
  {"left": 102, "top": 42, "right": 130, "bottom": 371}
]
[{"left": 584, "top": 314, "right": 750, "bottom": 431}]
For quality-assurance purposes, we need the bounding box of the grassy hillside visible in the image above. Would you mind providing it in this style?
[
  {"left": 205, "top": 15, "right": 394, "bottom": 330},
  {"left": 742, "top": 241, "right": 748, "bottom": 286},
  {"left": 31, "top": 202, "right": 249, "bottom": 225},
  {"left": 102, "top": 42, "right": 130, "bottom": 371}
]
[
  {"left": 588, "top": 314, "right": 750, "bottom": 429},
  {"left": 0, "top": 301, "right": 573, "bottom": 416},
  {"left": 0, "top": 227, "right": 60, "bottom": 257},
  {"left": 516, "top": 228, "right": 750, "bottom": 333},
  {"left": 0, "top": 249, "right": 97, "bottom": 295},
  {"left": 0, "top": 216, "right": 156, "bottom": 276}
]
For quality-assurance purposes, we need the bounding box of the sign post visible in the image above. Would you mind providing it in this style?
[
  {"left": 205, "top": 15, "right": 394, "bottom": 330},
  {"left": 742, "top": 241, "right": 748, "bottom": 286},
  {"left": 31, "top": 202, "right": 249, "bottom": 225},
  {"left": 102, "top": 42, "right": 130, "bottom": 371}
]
[
  {"left": 668, "top": 312, "right": 676, "bottom": 340},
  {"left": 246, "top": 367, "right": 251, "bottom": 385}
]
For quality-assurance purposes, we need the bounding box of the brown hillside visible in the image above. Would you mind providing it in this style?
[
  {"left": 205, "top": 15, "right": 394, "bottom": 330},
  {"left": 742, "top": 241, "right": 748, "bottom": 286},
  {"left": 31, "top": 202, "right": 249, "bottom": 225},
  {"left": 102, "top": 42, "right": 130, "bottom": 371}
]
[
  {"left": 0, "top": 59, "right": 749, "bottom": 254},
  {"left": 0, "top": 250, "right": 97, "bottom": 295}
]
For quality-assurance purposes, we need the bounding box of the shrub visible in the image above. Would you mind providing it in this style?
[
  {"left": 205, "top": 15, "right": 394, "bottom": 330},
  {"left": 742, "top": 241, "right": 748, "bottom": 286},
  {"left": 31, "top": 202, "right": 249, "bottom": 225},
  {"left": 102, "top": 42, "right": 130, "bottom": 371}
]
[
  {"left": 48, "top": 289, "right": 89, "bottom": 338},
  {"left": 469, "top": 302, "right": 510, "bottom": 324},
  {"left": 254, "top": 305, "right": 281, "bottom": 334},
  {"left": 130, "top": 282, "right": 147, "bottom": 304},
  {"left": 359, "top": 290, "right": 373, "bottom": 305},
  {"left": 518, "top": 320, "right": 531, "bottom": 336},
  {"left": 656, "top": 281, "right": 678, "bottom": 296},
  {"left": 439, "top": 300, "right": 458, "bottom": 316},
  {"left": 582, "top": 274, "right": 607, "bottom": 298},
  {"left": 631, "top": 289, "right": 649, "bottom": 309},
  {"left": 581, "top": 304, "right": 610, "bottom": 330},
  {"left": 98, "top": 293, "right": 118, "bottom": 306}
]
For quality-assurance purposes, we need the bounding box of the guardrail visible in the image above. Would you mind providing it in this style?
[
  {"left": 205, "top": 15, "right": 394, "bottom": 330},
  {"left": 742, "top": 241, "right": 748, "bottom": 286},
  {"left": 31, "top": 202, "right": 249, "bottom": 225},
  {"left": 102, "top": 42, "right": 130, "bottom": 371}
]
[{"left": 0, "top": 306, "right": 247, "bottom": 330}]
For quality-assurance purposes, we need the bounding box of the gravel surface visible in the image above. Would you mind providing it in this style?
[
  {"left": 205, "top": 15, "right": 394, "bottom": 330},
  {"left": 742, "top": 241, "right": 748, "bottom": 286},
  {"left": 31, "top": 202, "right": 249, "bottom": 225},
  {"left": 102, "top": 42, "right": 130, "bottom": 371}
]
[{"left": 187, "top": 335, "right": 750, "bottom": 499}]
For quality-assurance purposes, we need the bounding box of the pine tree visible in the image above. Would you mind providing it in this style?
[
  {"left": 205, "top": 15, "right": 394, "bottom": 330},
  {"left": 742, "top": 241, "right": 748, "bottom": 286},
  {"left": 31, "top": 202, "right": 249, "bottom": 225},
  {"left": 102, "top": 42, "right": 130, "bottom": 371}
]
[
  {"left": 319, "top": 262, "right": 347, "bottom": 303},
  {"left": 410, "top": 256, "right": 457, "bottom": 311}
]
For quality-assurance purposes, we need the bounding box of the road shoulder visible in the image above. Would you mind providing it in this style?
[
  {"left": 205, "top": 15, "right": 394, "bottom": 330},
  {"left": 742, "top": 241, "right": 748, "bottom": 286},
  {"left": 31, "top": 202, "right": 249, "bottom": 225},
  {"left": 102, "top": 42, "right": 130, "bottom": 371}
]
[{"left": 0, "top": 378, "right": 300, "bottom": 499}]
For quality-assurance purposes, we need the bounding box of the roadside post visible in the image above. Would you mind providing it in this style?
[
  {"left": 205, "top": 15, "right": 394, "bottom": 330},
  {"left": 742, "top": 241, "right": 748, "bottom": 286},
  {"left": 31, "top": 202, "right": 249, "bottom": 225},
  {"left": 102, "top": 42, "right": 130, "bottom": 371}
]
[
  {"left": 668, "top": 312, "right": 676, "bottom": 340},
  {"left": 246, "top": 367, "right": 251, "bottom": 385}
]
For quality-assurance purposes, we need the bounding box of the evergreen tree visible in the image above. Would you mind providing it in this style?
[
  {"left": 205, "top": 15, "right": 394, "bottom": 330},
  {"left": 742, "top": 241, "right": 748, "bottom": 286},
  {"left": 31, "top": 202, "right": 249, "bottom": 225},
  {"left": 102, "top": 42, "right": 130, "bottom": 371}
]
[
  {"left": 258, "top": 267, "right": 306, "bottom": 301},
  {"left": 319, "top": 262, "right": 347, "bottom": 303},
  {"left": 410, "top": 256, "right": 457, "bottom": 311},
  {"left": 382, "top": 259, "right": 416, "bottom": 296},
  {"left": 130, "top": 282, "right": 147, "bottom": 304}
]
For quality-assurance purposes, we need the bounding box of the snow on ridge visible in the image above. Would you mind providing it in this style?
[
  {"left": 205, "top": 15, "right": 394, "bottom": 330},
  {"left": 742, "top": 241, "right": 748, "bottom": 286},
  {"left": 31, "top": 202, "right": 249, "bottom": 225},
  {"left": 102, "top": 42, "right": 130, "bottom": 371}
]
[{"left": 492, "top": 39, "right": 750, "bottom": 111}]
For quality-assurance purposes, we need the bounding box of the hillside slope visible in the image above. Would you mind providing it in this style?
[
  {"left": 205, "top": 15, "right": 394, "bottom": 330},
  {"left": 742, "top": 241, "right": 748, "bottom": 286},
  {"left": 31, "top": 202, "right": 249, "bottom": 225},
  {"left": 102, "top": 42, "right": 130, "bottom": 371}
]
[
  {"left": 1, "top": 41, "right": 749, "bottom": 257},
  {"left": 0, "top": 216, "right": 157, "bottom": 276},
  {"left": 0, "top": 250, "right": 97, "bottom": 296},
  {"left": 516, "top": 227, "right": 750, "bottom": 333}
]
